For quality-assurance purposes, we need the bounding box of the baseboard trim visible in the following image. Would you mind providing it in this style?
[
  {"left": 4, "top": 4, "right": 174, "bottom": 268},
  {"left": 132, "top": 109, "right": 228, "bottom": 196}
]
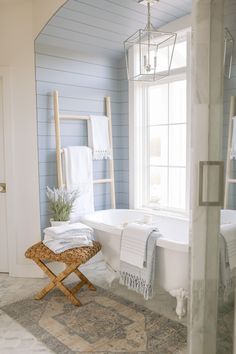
[
  {"left": 9, "top": 262, "right": 65, "bottom": 278},
  {"left": 9, "top": 263, "right": 44, "bottom": 278}
]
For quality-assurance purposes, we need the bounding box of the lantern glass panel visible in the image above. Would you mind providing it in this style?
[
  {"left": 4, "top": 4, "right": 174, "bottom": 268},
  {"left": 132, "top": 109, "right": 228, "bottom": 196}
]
[{"left": 125, "top": 30, "right": 177, "bottom": 81}]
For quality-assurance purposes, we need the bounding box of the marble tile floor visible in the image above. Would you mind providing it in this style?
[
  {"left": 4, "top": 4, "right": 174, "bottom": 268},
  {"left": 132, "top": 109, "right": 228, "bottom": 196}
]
[{"left": 0, "top": 253, "right": 188, "bottom": 354}]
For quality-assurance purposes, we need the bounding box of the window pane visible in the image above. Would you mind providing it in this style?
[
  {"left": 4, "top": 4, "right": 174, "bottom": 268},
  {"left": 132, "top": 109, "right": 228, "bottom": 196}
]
[
  {"left": 169, "top": 80, "right": 186, "bottom": 123},
  {"left": 149, "top": 84, "right": 168, "bottom": 125},
  {"left": 171, "top": 41, "right": 187, "bottom": 69},
  {"left": 149, "top": 167, "right": 168, "bottom": 206},
  {"left": 169, "top": 125, "right": 186, "bottom": 166},
  {"left": 156, "top": 46, "right": 169, "bottom": 73},
  {"left": 149, "top": 126, "right": 168, "bottom": 165},
  {"left": 168, "top": 167, "right": 186, "bottom": 210}
]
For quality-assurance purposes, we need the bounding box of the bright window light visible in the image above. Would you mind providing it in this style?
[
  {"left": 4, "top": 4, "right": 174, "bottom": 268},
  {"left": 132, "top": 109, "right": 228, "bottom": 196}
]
[{"left": 139, "top": 38, "right": 188, "bottom": 213}]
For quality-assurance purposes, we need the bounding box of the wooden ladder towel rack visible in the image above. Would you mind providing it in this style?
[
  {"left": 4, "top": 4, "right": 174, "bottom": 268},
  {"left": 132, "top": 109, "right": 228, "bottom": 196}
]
[
  {"left": 224, "top": 95, "right": 236, "bottom": 208},
  {"left": 53, "top": 90, "right": 116, "bottom": 209}
]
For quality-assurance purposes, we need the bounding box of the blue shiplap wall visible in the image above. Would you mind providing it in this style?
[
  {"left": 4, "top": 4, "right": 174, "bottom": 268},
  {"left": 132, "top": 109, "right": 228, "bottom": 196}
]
[
  {"left": 35, "top": 0, "right": 192, "bottom": 232},
  {"left": 35, "top": 43, "right": 129, "bottom": 231},
  {"left": 223, "top": 0, "right": 236, "bottom": 209}
]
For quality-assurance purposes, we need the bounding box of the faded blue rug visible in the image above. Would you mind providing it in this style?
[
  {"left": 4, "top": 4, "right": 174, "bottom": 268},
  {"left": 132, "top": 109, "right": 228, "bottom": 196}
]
[{"left": 2, "top": 286, "right": 187, "bottom": 354}]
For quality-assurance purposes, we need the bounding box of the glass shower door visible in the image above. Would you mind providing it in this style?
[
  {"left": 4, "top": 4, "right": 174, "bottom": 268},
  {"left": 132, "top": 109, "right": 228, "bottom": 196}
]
[{"left": 189, "top": 0, "right": 225, "bottom": 353}]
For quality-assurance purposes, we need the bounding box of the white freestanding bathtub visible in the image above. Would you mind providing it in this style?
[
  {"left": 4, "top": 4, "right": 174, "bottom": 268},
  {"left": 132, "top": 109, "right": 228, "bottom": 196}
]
[{"left": 82, "top": 209, "right": 189, "bottom": 318}]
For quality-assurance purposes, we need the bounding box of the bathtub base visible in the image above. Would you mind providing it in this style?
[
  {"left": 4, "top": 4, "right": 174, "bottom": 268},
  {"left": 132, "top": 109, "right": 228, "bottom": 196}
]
[
  {"left": 169, "top": 288, "right": 188, "bottom": 319},
  {"left": 81, "top": 209, "right": 189, "bottom": 319}
]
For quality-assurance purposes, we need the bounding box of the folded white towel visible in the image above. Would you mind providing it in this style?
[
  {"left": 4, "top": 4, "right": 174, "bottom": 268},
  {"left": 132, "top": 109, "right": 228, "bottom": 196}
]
[
  {"left": 43, "top": 233, "right": 93, "bottom": 243},
  {"left": 221, "top": 223, "right": 236, "bottom": 270},
  {"left": 120, "top": 222, "right": 158, "bottom": 269},
  {"left": 44, "top": 223, "right": 94, "bottom": 240},
  {"left": 62, "top": 146, "right": 94, "bottom": 221},
  {"left": 43, "top": 237, "right": 93, "bottom": 254},
  {"left": 230, "top": 116, "right": 236, "bottom": 159},
  {"left": 88, "top": 115, "right": 111, "bottom": 160}
]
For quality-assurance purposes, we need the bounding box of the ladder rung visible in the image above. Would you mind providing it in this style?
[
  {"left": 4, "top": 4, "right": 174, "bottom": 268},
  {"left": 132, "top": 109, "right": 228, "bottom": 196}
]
[
  {"left": 93, "top": 179, "right": 112, "bottom": 184},
  {"left": 227, "top": 179, "right": 236, "bottom": 183},
  {"left": 60, "top": 114, "right": 89, "bottom": 121}
]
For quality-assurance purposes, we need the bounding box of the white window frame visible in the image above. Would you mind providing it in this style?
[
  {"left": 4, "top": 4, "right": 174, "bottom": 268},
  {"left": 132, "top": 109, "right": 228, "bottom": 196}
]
[
  {"left": 129, "top": 28, "right": 191, "bottom": 217},
  {"left": 143, "top": 72, "right": 187, "bottom": 212}
]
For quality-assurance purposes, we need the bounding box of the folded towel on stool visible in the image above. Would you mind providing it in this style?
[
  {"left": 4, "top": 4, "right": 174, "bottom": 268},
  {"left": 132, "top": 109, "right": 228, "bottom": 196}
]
[
  {"left": 43, "top": 222, "right": 94, "bottom": 254},
  {"left": 43, "top": 237, "right": 93, "bottom": 254},
  {"left": 44, "top": 223, "right": 94, "bottom": 240}
]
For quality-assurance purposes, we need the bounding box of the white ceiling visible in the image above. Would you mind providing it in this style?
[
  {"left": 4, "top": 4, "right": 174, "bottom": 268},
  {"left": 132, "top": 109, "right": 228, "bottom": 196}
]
[{"left": 37, "top": 0, "right": 192, "bottom": 58}]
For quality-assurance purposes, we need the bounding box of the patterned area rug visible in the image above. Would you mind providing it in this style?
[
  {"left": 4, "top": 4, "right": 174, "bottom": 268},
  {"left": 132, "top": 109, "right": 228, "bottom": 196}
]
[{"left": 1, "top": 286, "right": 187, "bottom": 354}]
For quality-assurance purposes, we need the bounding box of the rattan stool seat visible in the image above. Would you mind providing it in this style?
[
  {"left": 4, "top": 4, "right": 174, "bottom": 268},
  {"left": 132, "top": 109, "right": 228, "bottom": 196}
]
[
  {"left": 25, "top": 241, "right": 102, "bottom": 306},
  {"left": 25, "top": 241, "right": 101, "bottom": 264}
]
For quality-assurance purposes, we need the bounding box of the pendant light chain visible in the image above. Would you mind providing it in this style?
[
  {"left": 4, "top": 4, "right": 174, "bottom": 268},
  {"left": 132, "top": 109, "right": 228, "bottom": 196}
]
[
  {"left": 145, "top": 2, "right": 154, "bottom": 31},
  {"left": 148, "top": 2, "right": 151, "bottom": 31}
]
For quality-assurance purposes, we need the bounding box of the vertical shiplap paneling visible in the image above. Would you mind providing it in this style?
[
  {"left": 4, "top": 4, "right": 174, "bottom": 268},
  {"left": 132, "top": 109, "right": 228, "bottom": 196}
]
[
  {"left": 223, "top": 0, "right": 236, "bottom": 209},
  {"left": 35, "top": 43, "right": 129, "bottom": 232}
]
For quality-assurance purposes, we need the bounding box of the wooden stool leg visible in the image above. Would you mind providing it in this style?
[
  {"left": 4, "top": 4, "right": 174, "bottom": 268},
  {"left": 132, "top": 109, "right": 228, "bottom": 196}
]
[
  {"left": 34, "top": 259, "right": 58, "bottom": 299},
  {"left": 71, "top": 279, "right": 87, "bottom": 295},
  {"left": 34, "top": 259, "right": 82, "bottom": 306},
  {"left": 74, "top": 269, "right": 96, "bottom": 291}
]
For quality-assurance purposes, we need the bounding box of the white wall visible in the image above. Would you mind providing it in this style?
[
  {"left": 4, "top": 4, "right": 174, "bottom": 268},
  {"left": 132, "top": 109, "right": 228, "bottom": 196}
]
[
  {"left": 0, "top": 0, "right": 66, "bottom": 277},
  {"left": 32, "top": 0, "right": 67, "bottom": 38}
]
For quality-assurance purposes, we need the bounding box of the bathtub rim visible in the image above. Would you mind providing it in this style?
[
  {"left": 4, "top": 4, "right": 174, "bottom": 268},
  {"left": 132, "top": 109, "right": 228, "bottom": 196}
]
[{"left": 81, "top": 209, "right": 189, "bottom": 253}]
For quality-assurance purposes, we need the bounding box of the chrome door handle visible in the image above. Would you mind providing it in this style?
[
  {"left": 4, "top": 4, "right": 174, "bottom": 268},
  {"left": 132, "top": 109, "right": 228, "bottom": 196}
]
[
  {"left": 0, "top": 183, "right": 6, "bottom": 193},
  {"left": 199, "top": 161, "right": 224, "bottom": 206}
]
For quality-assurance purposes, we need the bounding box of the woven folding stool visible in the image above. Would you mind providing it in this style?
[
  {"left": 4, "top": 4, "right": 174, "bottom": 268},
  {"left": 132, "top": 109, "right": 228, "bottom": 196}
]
[{"left": 25, "top": 241, "right": 102, "bottom": 306}]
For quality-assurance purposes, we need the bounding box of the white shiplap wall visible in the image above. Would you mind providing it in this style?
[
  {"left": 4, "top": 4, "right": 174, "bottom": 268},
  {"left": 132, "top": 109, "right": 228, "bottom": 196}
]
[
  {"left": 35, "top": 43, "right": 129, "bottom": 231},
  {"left": 223, "top": 0, "right": 236, "bottom": 209}
]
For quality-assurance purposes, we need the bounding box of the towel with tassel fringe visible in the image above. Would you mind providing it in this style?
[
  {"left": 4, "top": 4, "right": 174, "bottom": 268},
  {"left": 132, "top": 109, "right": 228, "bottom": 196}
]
[
  {"left": 219, "top": 233, "right": 236, "bottom": 302},
  {"left": 120, "top": 231, "right": 161, "bottom": 300},
  {"left": 88, "top": 115, "right": 111, "bottom": 160}
]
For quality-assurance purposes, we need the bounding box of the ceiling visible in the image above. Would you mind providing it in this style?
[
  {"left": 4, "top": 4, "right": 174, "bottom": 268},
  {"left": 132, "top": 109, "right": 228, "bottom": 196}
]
[{"left": 36, "top": 0, "right": 192, "bottom": 59}]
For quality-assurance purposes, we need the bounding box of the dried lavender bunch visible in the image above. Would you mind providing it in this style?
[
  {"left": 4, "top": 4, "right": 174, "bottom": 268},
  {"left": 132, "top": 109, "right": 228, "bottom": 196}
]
[{"left": 46, "top": 187, "right": 79, "bottom": 221}]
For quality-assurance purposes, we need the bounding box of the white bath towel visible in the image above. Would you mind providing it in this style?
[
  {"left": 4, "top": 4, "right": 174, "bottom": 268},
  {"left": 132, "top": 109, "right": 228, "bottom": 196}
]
[
  {"left": 220, "top": 223, "right": 236, "bottom": 270},
  {"left": 43, "top": 222, "right": 94, "bottom": 254},
  {"left": 218, "top": 233, "right": 234, "bottom": 302},
  {"left": 120, "top": 228, "right": 161, "bottom": 300},
  {"left": 43, "top": 237, "right": 93, "bottom": 254},
  {"left": 44, "top": 223, "right": 94, "bottom": 240},
  {"left": 230, "top": 116, "right": 236, "bottom": 159},
  {"left": 62, "top": 146, "right": 94, "bottom": 221},
  {"left": 88, "top": 115, "right": 111, "bottom": 160},
  {"left": 120, "top": 223, "right": 158, "bottom": 269}
]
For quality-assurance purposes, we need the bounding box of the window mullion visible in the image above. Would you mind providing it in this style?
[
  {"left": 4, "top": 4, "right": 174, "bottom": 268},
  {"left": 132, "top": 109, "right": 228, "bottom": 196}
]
[
  {"left": 146, "top": 87, "right": 150, "bottom": 207},
  {"left": 143, "top": 86, "right": 149, "bottom": 207},
  {"left": 167, "top": 82, "right": 170, "bottom": 209}
]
